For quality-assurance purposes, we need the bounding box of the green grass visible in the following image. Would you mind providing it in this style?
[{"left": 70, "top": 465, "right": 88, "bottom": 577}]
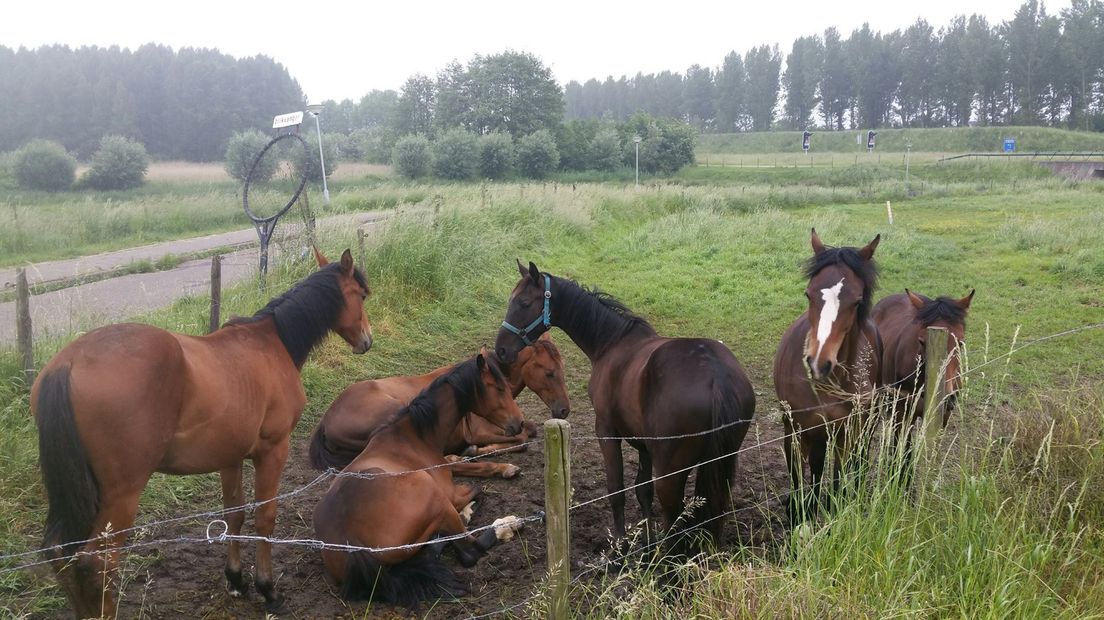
[
  {"left": 698, "top": 126, "right": 1104, "bottom": 154},
  {"left": 2, "top": 174, "right": 1104, "bottom": 616}
]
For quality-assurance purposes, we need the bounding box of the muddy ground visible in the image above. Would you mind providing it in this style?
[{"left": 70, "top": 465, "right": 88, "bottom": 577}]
[{"left": 32, "top": 370, "right": 792, "bottom": 620}]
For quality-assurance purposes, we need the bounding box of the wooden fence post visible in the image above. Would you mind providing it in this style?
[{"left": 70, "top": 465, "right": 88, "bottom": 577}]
[
  {"left": 16, "top": 268, "right": 34, "bottom": 385},
  {"left": 209, "top": 255, "right": 222, "bottom": 334},
  {"left": 357, "top": 228, "right": 366, "bottom": 268},
  {"left": 544, "top": 419, "right": 571, "bottom": 620},
  {"left": 919, "top": 326, "right": 950, "bottom": 454}
]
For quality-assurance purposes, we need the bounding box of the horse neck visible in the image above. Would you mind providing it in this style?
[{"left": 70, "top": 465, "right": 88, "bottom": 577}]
[
  {"left": 551, "top": 278, "right": 656, "bottom": 362},
  {"left": 421, "top": 382, "right": 470, "bottom": 452},
  {"left": 504, "top": 362, "right": 526, "bottom": 398},
  {"left": 833, "top": 319, "right": 869, "bottom": 391}
]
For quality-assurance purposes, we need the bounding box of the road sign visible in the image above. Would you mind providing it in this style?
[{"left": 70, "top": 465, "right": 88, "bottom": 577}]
[
  {"left": 272, "top": 111, "right": 304, "bottom": 130},
  {"left": 1003, "top": 138, "right": 1016, "bottom": 153}
]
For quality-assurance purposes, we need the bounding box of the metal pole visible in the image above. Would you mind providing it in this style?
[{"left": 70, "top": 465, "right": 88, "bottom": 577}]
[
  {"left": 634, "top": 142, "right": 640, "bottom": 188},
  {"left": 313, "top": 114, "right": 330, "bottom": 205},
  {"left": 905, "top": 144, "right": 911, "bottom": 185}
]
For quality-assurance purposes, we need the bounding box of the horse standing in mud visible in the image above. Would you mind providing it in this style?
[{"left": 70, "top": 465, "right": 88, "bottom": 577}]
[
  {"left": 312, "top": 351, "right": 526, "bottom": 607},
  {"left": 495, "top": 261, "right": 755, "bottom": 548},
  {"left": 773, "top": 229, "right": 882, "bottom": 523},
  {"left": 872, "top": 288, "right": 973, "bottom": 482},
  {"left": 309, "top": 333, "right": 570, "bottom": 478},
  {"left": 32, "top": 249, "right": 372, "bottom": 618}
]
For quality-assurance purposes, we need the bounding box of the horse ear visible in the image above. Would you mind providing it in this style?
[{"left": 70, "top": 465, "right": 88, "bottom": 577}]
[
  {"left": 906, "top": 289, "right": 925, "bottom": 310},
  {"left": 339, "top": 249, "right": 354, "bottom": 276},
  {"left": 810, "top": 228, "right": 826, "bottom": 255},
  {"left": 517, "top": 258, "right": 527, "bottom": 278},
  {"left": 476, "top": 350, "right": 487, "bottom": 370},
  {"left": 528, "top": 261, "right": 541, "bottom": 283},
  {"left": 958, "top": 289, "right": 975, "bottom": 310},
  {"left": 538, "top": 332, "right": 552, "bottom": 343},
  {"left": 313, "top": 246, "right": 329, "bottom": 267},
  {"left": 859, "top": 234, "right": 881, "bottom": 261}
]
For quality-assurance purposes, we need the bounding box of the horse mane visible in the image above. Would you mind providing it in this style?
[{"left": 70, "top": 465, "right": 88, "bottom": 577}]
[
  {"left": 399, "top": 355, "right": 508, "bottom": 440},
  {"left": 804, "top": 246, "right": 879, "bottom": 324},
  {"left": 556, "top": 277, "right": 655, "bottom": 345},
  {"left": 226, "top": 263, "right": 368, "bottom": 367},
  {"left": 915, "top": 295, "right": 968, "bottom": 327}
]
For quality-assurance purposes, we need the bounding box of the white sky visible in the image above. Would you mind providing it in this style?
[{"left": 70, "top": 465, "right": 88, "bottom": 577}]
[{"left": 2, "top": 0, "right": 1068, "bottom": 103}]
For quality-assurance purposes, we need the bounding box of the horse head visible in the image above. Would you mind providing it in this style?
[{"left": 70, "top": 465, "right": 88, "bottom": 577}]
[
  {"left": 474, "top": 347, "right": 525, "bottom": 436},
  {"left": 315, "top": 247, "right": 373, "bottom": 354},
  {"left": 905, "top": 288, "right": 974, "bottom": 418},
  {"left": 514, "top": 333, "right": 570, "bottom": 419},
  {"left": 496, "top": 259, "right": 552, "bottom": 364}
]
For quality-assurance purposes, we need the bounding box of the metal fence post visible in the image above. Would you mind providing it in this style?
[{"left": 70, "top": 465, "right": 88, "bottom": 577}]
[{"left": 544, "top": 419, "right": 571, "bottom": 620}]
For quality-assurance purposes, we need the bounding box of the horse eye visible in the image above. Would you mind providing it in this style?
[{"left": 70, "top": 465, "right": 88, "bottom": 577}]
[
  {"left": 519, "top": 300, "right": 533, "bottom": 309},
  {"left": 546, "top": 371, "right": 555, "bottom": 379}
]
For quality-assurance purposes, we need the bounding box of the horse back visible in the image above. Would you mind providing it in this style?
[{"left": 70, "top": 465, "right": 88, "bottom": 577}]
[{"left": 871, "top": 294, "right": 920, "bottom": 389}]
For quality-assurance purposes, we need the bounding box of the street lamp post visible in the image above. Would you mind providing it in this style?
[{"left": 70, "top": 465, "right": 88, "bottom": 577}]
[
  {"left": 905, "top": 140, "right": 912, "bottom": 185},
  {"left": 305, "top": 104, "right": 330, "bottom": 205},
  {"left": 633, "top": 135, "right": 642, "bottom": 188}
]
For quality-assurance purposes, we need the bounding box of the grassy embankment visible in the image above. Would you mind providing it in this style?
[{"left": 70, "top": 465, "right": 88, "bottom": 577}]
[{"left": 2, "top": 161, "right": 1103, "bottom": 616}]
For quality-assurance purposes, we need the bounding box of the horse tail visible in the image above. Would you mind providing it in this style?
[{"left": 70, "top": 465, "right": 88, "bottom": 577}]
[
  {"left": 35, "top": 366, "right": 100, "bottom": 556},
  {"left": 340, "top": 545, "right": 467, "bottom": 608},
  {"left": 307, "top": 423, "right": 359, "bottom": 472},
  {"left": 693, "top": 356, "right": 755, "bottom": 539}
]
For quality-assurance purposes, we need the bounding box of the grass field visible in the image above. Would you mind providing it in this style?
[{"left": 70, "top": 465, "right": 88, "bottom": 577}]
[{"left": 2, "top": 150, "right": 1104, "bottom": 616}]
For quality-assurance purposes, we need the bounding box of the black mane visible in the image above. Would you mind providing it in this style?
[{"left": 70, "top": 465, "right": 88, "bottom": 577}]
[
  {"left": 402, "top": 355, "right": 507, "bottom": 440},
  {"left": 804, "top": 246, "right": 879, "bottom": 324},
  {"left": 916, "top": 296, "right": 968, "bottom": 327},
  {"left": 227, "top": 263, "right": 366, "bottom": 367},
  {"left": 553, "top": 276, "right": 657, "bottom": 359}
]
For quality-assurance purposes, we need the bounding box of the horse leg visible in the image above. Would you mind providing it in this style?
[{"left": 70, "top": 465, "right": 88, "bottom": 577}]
[
  {"left": 438, "top": 508, "right": 501, "bottom": 569},
  {"left": 597, "top": 437, "right": 628, "bottom": 540},
  {"left": 807, "top": 435, "right": 829, "bottom": 516},
  {"left": 471, "top": 440, "right": 530, "bottom": 456},
  {"left": 446, "top": 455, "right": 520, "bottom": 479},
  {"left": 634, "top": 448, "right": 655, "bottom": 542},
  {"left": 219, "top": 464, "right": 249, "bottom": 597},
  {"left": 250, "top": 441, "right": 290, "bottom": 613},
  {"left": 450, "top": 483, "right": 479, "bottom": 511},
  {"left": 654, "top": 467, "right": 692, "bottom": 554},
  {"left": 783, "top": 419, "right": 806, "bottom": 525},
  {"left": 64, "top": 489, "right": 142, "bottom": 619}
]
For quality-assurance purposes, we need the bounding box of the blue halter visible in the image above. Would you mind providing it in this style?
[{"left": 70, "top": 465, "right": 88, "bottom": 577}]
[{"left": 501, "top": 275, "right": 551, "bottom": 346}]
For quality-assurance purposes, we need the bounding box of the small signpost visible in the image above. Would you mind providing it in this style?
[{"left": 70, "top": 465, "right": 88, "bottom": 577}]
[
  {"left": 1003, "top": 138, "right": 1016, "bottom": 153},
  {"left": 867, "top": 130, "right": 877, "bottom": 152},
  {"left": 802, "top": 130, "right": 812, "bottom": 154}
]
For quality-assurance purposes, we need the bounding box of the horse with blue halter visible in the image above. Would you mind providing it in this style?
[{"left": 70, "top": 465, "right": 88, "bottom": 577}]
[
  {"left": 496, "top": 261, "right": 755, "bottom": 548},
  {"left": 773, "top": 229, "right": 882, "bottom": 523},
  {"left": 32, "top": 248, "right": 372, "bottom": 618}
]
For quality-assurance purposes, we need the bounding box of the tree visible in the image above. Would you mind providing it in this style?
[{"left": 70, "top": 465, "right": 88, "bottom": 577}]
[
  {"left": 935, "top": 16, "right": 976, "bottom": 126},
  {"left": 515, "top": 130, "right": 560, "bottom": 179},
  {"left": 683, "top": 64, "right": 716, "bottom": 130},
  {"left": 391, "top": 134, "right": 432, "bottom": 178},
  {"left": 556, "top": 119, "right": 598, "bottom": 171},
  {"left": 967, "top": 15, "right": 1007, "bottom": 125},
  {"left": 715, "top": 51, "right": 748, "bottom": 132},
  {"left": 897, "top": 19, "right": 937, "bottom": 126},
  {"left": 432, "top": 128, "right": 479, "bottom": 180},
  {"left": 820, "top": 28, "right": 853, "bottom": 129},
  {"left": 1004, "top": 0, "right": 1060, "bottom": 124},
  {"left": 12, "top": 139, "right": 76, "bottom": 191},
  {"left": 224, "top": 129, "right": 277, "bottom": 183},
  {"left": 848, "top": 25, "right": 901, "bottom": 128},
  {"left": 783, "top": 35, "right": 823, "bottom": 129},
  {"left": 394, "top": 74, "right": 436, "bottom": 137},
  {"left": 589, "top": 127, "right": 623, "bottom": 172},
  {"left": 464, "top": 51, "right": 564, "bottom": 137},
  {"left": 478, "top": 132, "right": 515, "bottom": 179},
  {"left": 1059, "top": 0, "right": 1104, "bottom": 129},
  {"left": 744, "top": 45, "right": 782, "bottom": 130},
  {"left": 80, "top": 135, "right": 148, "bottom": 190}
]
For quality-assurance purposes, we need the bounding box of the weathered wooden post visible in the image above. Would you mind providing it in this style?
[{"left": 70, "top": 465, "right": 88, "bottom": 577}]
[
  {"left": 16, "top": 268, "right": 34, "bottom": 385},
  {"left": 209, "top": 255, "right": 222, "bottom": 334},
  {"left": 919, "top": 326, "right": 950, "bottom": 454},
  {"left": 544, "top": 419, "right": 571, "bottom": 620}
]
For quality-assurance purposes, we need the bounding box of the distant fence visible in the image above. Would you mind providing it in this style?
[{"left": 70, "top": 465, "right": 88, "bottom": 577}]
[{"left": 939, "top": 151, "right": 1104, "bottom": 162}]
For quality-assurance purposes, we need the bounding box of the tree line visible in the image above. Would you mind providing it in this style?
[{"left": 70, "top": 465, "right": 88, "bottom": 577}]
[
  {"left": 564, "top": 0, "right": 1104, "bottom": 132},
  {"left": 0, "top": 44, "right": 304, "bottom": 160}
]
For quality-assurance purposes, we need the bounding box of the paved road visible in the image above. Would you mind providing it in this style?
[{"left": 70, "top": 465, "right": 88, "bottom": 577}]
[{"left": 0, "top": 212, "right": 389, "bottom": 344}]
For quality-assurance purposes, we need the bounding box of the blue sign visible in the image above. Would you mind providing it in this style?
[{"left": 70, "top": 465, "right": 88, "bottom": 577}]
[{"left": 1003, "top": 138, "right": 1016, "bottom": 153}]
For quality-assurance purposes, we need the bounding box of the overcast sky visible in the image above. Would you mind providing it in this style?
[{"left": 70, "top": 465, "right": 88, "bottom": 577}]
[{"left": 2, "top": 0, "right": 1068, "bottom": 103}]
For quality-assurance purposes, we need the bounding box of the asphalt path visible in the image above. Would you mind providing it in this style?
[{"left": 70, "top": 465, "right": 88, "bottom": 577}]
[{"left": 0, "top": 212, "right": 389, "bottom": 344}]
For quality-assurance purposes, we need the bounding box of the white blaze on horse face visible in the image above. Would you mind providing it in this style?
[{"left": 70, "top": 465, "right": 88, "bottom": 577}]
[{"left": 814, "top": 278, "right": 846, "bottom": 364}]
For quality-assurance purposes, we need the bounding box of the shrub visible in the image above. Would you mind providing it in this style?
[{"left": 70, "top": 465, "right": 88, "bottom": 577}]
[
  {"left": 292, "top": 132, "right": 341, "bottom": 183},
  {"left": 516, "top": 129, "right": 560, "bottom": 179},
  {"left": 12, "top": 140, "right": 76, "bottom": 191},
  {"left": 351, "top": 126, "right": 398, "bottom": 164},
  {"left": 557, "top": 120, "right": 599, "bottom": 171},
  {"left": 80, "top": 135, "right": 149, "bottom": 190},
  {"left": 392, "top": 134, "right": 433, "bottom": 179},
  {"left": 478, "top": 132, "right": 515, "bottom": 179},
  {"left": 224, "top": 130, "right": 277, "bottom": 183},
  {"left": 432, "top": 129, "right": 479, "bottom": 180},
  {"left": 590, "top": 128, "right": 623, "bottom": 172}
]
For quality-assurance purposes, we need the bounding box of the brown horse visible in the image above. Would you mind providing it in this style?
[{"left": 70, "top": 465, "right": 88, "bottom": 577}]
[
  {"left": 495, "top": 261, "right": 755, "bottom": 547},
  {"left": 872, "top": 289, "right": 973, "bottom": 481},
  {"left": 31, "top": 249, "right": 372, "bottom": 618},
  {"left": 312, "top": 350, "right": 525, "bottom": 607},
  {"left": 773, "top": 229, "right": 882, "bottom": 522},
  {"left": 309, "top": 333, "right": 570, "bottom": 477}
]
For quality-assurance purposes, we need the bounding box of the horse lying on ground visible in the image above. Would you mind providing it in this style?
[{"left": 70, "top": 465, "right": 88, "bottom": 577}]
[
  {"left": 495, "top": 261, "right": 755, "bottom": 549},
  {"left": 774, "top": 229, "right": 883, "bottom": 523},
  {"left": 32, "top": 248, "right": 372, "bottom": 618},
  {"left": 312, "top": 350, "right": 525, "bottom": 607},
  {"left": 309, "top": 333, "right": 569, "bottom": 477}
]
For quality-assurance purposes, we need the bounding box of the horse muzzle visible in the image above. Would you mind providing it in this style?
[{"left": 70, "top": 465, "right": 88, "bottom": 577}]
[
  {"left": 352, "top": 333, "right": 373, "bottom": 354},
  {"left": 550, "top": 401, "right": 570, "bottom": 420},
  {"left": 805, "top": 356, "right": 834, "bottom": 382},
  {"left": 504, "top": 420, "right": 523, "bottom": 436}
]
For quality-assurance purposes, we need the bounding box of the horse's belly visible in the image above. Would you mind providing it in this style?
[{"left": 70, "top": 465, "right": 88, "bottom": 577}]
[{"left": 158, "top": 425, "right": 259, "bottom": 474}]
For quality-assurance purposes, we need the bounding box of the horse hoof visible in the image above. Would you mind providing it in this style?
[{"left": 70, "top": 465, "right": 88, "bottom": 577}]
[
  {"left": 256, "top": 580, "right": 284, "bottom": 613},
  {"left": 224, "top": 567, "right": 250, "bottom": 598},
  {"left": 461, "top": 445, "right": 478, "bottom": 457},
  {"left": 500, "top": 464, "right": 521, "bottom": 479},
  {"left": 459, "top": 501, "right": 477, "bottom": 524},
  {"left": 492, "top": 515, "right": 524, "bottom": 541}
]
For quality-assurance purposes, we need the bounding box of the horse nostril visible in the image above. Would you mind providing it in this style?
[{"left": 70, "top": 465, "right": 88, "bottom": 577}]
[{"left": 818, "top": 361, "right": 833, "bottom": 378}]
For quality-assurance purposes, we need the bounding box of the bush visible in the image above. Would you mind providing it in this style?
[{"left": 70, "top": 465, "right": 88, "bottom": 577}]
[
  {"left": 292, "top": 131, "right": 341, "bottom": 183},
  {"left": 478, "top": 132, "right": 515, "bottom": 179},
  {"left": 12, "top": 140, "right": 77, "bottom": 191},
  {"left": 516, "top": 129, "right": 560, "bottom": 179},
  {"left": 224, "top": 130, "right": 277, "bottom": 183},
  {"left": 392, "top": 134, "right": 433, "bottom": 179},
  {"left": 432, "top": 129, "right": 479, "bottom": 180},
  {"left": 80, "top": 135, "right": 149, "bottom": 190},
  {"left": 590, "top": 128, "right": 623, "bottom": 172}
]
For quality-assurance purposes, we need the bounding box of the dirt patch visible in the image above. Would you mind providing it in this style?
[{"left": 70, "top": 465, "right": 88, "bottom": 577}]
[{"left": 37, "top": 371, "right": 790, "bottom": 619}]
